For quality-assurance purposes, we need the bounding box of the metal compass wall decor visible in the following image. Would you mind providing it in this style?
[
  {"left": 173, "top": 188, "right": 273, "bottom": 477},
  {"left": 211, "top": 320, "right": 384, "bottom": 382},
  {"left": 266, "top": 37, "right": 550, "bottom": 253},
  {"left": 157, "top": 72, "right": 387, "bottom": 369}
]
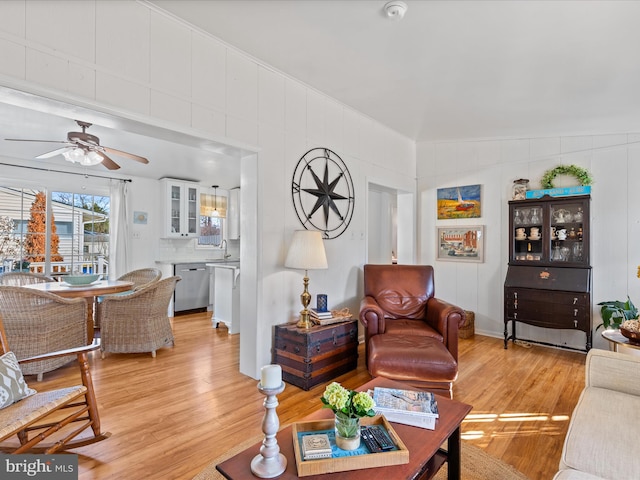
[{"left": 291, "top": 147, "right": 355, "bottom": 239}]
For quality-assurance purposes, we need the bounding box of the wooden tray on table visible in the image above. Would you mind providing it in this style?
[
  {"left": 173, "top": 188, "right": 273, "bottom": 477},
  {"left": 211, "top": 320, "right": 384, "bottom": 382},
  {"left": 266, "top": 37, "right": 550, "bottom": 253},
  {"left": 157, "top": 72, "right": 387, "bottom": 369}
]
[{"left": 291, "top": 415, "right": 409, "bottom": 477}]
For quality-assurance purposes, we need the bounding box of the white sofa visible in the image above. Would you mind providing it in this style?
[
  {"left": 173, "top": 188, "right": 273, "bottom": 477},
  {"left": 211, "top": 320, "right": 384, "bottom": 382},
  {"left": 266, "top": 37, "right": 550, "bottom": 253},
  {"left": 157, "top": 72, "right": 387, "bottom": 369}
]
[{"left": 554, "top": 348, "right": 640, "bottom": 480}]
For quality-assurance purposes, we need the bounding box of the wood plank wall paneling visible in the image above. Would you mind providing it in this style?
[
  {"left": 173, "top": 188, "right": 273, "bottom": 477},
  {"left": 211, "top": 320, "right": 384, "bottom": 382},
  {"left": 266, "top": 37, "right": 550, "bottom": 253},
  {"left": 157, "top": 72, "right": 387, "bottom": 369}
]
[{"left": 19, "top": 312, "right": 585, "bottom": 480}]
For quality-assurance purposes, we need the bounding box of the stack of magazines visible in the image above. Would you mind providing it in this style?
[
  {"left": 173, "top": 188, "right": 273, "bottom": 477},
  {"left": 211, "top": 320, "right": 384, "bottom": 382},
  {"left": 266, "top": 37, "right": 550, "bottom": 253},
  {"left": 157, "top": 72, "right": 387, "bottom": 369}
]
[
  {"left": 370, "top": 387, "right": 439, "bottom": 430},
  {"left": 310, "top": 308, "right": 350, "bottom": 326}
]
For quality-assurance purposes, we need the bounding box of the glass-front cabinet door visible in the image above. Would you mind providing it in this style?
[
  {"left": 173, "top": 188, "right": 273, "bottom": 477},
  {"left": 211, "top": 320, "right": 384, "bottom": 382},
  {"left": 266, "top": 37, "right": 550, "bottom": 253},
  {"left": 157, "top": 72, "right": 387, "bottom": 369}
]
[
  {"left": 512, "top": 203, "right": 544, "bottom": 262},
  {"left": 185, "top": 185, "right": 199, "bottom": 235},
  {"left": 169, "top": 183, "right": 182, "bottom": 235},
  {"left": 549, "top": 200, "right": 588, "bottom": 265},
  {"left": 509, "top": 195, "right": 589, "bottom": 267},
  {"left": 162, "top": 179, "right": 200, "bottom": 238}
]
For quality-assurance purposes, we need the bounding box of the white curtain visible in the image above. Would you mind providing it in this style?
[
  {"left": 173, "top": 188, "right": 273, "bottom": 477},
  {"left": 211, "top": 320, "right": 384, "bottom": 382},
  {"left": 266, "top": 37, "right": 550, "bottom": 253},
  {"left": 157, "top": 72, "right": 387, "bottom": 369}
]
[{"left": 110, "top": 180, "right": 130, "bottom": 279}]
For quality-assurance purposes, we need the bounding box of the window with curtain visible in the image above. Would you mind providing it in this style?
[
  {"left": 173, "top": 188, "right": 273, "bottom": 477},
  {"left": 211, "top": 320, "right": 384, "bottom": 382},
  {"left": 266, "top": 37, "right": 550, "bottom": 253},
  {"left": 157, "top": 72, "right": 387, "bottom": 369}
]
[
  {"left": 0, "top": 187, "right": 110, "bottom": 275},
  {"left": 198, "top": 192, "right": 225, "bottom": 247}
]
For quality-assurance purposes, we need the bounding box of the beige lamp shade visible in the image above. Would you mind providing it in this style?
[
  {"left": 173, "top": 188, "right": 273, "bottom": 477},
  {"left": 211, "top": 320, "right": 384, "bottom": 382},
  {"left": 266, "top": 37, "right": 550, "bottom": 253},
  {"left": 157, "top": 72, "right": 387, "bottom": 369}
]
[{"left": 285, "top": 230, "right": 328, "bottom": 270}]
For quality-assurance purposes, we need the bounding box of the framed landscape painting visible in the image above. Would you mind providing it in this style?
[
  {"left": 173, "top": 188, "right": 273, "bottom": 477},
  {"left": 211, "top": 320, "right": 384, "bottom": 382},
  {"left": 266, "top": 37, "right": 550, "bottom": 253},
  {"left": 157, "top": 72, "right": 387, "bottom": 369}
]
[
  {"left": 437, "top": 226, "right": 484, "bottom": 263},
  {"left": 437, "top": 184, "right": 481, "bottom": 219}
]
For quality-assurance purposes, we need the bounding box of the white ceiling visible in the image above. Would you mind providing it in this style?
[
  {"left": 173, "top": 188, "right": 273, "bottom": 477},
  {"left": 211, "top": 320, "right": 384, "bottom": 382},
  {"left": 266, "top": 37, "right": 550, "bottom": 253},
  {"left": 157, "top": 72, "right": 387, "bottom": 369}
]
[
  {"left": 2, "top": 1, "right": 640, "bottom": 184},
  {"left": 153, "top": 0, "right": 640, "bottom": 142}
]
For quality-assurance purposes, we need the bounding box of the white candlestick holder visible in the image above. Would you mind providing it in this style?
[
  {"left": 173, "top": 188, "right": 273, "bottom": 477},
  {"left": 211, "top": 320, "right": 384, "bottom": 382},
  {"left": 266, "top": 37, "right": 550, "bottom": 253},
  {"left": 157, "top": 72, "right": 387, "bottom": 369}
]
[{"left": 250, "top": 382, "right": 287, "bottom": 478}]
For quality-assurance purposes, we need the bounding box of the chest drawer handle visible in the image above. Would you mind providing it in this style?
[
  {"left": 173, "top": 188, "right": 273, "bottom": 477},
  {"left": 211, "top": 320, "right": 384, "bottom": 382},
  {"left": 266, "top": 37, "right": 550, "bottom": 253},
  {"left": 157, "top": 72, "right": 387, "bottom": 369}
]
[
  {"left": 573, "top": 309, "right": 578, "bottom": 317},
  {"left": 514, "top": 312, "right": 517, "bottom": 319},
  {"left": 514, "top": 292, "right": 518, "bottom": 300},
  {"left": 573, "top": 297, "right": 578, "bottom": 305},
  {"left": 332, "top": 330, "right": 338, "bottom": 345},
  {"left": 574, "top": 320, "right": 578, "bottom": 328},
  {"left": 514, "top": 300, "right": 518, "bottom": 309}
]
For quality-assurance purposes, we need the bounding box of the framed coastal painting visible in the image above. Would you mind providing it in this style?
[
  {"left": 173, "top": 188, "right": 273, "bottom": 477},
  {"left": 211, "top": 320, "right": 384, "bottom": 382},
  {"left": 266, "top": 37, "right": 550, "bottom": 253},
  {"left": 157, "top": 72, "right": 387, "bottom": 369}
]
[
  {"left": 437, "top": 184, "right": 481, "bottom": 219},
  {"left": 437, "top": 225, "right": 484, "bottom": 263}
]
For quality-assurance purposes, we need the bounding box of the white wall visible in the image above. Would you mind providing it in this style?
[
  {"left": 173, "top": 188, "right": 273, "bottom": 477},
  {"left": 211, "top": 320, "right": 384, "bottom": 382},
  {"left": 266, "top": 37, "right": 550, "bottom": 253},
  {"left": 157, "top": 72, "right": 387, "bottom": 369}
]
[
  {"left": 367, "top": 188, "right": 395, "bottom": 264},
  {"left": 0, "top": 1, "right": 416, "bottom": 377},
  {"left": 417, "top": 133, "right": 640, "bottom": 351}
]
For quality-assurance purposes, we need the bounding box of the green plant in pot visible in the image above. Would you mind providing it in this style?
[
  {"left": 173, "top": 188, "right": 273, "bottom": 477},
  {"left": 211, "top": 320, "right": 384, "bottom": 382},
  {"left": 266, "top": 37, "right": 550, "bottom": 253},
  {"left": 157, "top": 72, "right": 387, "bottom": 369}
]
[{"left": 596, "top": 297, "right": 638, "bottom": 331}]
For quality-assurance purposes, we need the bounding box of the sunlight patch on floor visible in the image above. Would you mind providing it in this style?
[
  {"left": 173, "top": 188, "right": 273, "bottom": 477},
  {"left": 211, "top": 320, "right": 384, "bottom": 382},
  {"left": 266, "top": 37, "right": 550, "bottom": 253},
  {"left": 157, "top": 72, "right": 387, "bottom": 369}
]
[{"left": 462, "top": 411, "right": 571, "bottom": 440}]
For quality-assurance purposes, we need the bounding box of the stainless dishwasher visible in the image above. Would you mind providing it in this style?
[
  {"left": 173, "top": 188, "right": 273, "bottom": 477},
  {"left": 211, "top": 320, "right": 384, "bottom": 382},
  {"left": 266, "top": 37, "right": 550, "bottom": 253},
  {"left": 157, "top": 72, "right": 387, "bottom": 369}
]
[{"left": 174, "top": 263, "right": 210, "bottom": 313}]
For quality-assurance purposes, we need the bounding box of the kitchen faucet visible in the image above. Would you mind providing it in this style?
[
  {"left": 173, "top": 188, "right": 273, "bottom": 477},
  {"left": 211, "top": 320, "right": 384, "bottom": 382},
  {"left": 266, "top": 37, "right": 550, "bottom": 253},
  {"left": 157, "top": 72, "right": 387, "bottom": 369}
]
[{"left": 221, "top": 239, "right": 231, "bottom": 259}]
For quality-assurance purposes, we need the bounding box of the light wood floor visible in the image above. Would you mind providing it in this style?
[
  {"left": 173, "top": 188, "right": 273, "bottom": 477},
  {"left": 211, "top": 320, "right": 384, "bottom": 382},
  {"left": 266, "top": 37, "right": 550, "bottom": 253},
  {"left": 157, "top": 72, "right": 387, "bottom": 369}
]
[{"left": 27, "top": 312, "right": 586, "bottom": 480}]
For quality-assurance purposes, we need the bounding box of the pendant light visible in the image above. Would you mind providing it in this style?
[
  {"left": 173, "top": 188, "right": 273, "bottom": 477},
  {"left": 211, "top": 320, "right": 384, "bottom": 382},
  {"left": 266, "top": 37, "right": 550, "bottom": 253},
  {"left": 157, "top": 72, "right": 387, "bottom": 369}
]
[{"left": 211, "top": 185, "right": 220, "bottom": 217}]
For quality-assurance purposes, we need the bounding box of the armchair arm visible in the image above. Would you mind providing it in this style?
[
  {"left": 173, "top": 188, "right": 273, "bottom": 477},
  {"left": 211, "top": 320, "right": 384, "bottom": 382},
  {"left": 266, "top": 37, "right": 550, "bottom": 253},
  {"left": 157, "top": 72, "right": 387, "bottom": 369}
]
[
  {"left": 586, "top": 348, "right": 640, "bottom": 396},
  {"left": 359, "top": 295, "right": 385, "bottom": 335},
  {"left": 18, "top": 339, "right": 101, "bottom": 364},
  {"left": 425, "top": 297, "right": 465, "bottom": 361}
]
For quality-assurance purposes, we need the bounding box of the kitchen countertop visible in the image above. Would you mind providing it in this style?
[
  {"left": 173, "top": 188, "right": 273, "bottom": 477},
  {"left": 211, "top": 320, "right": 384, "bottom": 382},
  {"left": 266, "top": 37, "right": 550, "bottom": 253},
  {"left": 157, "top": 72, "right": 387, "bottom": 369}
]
[
  {"left": 207, "top": 262, "right": 240, "bottom": 288},
  {"left": 156, "top": 259, "right": 239, "bottom": 265},
  {"left": 206, "top": 262, "right": 240, "bottom": 269}
]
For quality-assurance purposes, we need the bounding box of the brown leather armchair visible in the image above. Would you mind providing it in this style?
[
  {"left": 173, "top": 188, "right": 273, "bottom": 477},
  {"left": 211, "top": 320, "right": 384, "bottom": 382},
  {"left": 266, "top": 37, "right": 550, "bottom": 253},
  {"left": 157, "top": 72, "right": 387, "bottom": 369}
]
[{"left": 359, "top": 264, "right": 466, "bottom": 397}]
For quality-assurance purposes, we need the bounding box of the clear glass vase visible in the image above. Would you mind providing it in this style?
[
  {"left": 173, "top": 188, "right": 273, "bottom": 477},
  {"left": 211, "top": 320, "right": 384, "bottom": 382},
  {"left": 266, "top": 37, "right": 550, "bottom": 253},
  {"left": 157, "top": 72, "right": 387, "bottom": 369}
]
[{"left": 334, "top": 412, "right": 361, "bottom": 451}]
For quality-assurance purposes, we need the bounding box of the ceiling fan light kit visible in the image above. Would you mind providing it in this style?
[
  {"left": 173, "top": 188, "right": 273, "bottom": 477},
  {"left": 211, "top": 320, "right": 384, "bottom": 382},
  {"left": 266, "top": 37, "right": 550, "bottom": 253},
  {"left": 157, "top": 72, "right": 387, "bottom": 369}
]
[
  {"left": 5, "top": 120, "right": 148, "bottom": 171},
  {"left": 62, "top": 147, "right": 103, "bottom": 166}
]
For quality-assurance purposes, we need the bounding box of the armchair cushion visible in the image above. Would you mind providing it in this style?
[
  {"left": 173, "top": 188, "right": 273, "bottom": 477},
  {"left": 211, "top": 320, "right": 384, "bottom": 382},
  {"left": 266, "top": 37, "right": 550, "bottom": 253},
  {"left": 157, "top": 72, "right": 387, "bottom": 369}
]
[
  {"left": 0, "top": 352, "right": 36, "bottom": 409},
  {"left": 383, "top": 319, "right": 443, "bottom": 340}
]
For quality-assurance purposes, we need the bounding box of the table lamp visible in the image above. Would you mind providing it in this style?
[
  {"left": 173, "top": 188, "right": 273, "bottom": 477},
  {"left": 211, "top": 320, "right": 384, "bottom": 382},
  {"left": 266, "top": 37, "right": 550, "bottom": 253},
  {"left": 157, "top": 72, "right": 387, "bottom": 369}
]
[{"left": 285, "top": 230, "right": 328, "bottom": 329}]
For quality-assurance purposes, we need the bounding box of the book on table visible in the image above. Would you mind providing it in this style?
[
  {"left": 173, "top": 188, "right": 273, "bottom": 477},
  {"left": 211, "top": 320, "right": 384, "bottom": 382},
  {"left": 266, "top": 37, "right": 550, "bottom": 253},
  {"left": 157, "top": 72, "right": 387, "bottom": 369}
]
[
  {"left": 371, "top": 387, "right": 439, "bottom": 430},
  {"left": 310, "top": 308, "right": 333, "bottom": 319},
  {"left": 301, "top": 433, "right": 332, "bottom": 460}
]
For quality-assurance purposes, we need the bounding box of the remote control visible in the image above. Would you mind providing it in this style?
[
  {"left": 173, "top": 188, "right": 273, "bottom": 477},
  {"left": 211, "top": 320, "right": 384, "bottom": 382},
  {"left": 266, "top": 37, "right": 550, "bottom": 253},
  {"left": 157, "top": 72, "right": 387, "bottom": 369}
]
[
  {"left": 368, "top": 425, "right": 395, "bottom": 450},
  {"left": 360, "top": 426, "right": 383, "bottom": 453}
]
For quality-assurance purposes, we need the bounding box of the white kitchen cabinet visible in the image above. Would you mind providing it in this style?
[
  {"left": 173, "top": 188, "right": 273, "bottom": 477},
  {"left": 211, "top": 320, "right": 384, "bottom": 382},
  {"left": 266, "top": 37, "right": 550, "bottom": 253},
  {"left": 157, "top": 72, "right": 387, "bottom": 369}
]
[
  {"left": 209, "top": 263, "right": 240, "bottom": 334},
  {"left": 227, "top": 187, "right": 240, "bottom": 240},
  {"left": 161, "top": 179, "right": 200, "bottom": 238}
]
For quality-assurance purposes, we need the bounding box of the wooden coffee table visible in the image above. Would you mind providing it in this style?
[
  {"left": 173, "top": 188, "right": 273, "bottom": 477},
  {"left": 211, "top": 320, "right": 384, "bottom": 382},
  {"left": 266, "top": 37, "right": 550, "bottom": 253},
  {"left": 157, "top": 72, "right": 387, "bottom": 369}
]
[{"left": 216, "top": 377, "right": 472, "bottom": 480}]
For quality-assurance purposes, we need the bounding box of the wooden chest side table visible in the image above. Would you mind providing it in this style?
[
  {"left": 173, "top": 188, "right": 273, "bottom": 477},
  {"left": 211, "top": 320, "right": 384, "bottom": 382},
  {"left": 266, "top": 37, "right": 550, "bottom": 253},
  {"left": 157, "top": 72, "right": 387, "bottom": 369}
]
[{"left": 273, "top": 319, "right": 358, "bottom": 390}]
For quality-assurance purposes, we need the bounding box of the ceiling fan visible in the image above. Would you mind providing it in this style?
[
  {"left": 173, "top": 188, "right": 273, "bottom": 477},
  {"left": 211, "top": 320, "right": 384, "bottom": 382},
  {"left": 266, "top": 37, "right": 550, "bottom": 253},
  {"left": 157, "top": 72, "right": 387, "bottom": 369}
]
[{"left": 5, "top": 120, "right": 149, "bottom": 170}]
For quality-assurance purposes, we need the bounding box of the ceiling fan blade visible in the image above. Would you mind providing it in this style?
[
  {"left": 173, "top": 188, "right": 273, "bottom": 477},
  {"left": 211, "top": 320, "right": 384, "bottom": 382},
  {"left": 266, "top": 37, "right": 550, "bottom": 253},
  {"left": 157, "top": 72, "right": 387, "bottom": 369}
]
[
  {"left": 36, "top": 146, "right": 73, "bottom": 159},
  {"left": 97, "top": 151, "right": 120, "bottom": 170},
  {"left": 103, "top": 146, "right": 149, "bottom": 164},
  {"left": 5, "top": 138, "right": 70, "bottom": 144}
]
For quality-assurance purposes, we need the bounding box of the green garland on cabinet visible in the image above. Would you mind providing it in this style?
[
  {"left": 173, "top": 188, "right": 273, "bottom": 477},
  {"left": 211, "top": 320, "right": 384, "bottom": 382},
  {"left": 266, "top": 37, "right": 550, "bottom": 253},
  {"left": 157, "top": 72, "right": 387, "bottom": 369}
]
[{"left": 540, "top": 165, "right": 593, "bottom": 189}]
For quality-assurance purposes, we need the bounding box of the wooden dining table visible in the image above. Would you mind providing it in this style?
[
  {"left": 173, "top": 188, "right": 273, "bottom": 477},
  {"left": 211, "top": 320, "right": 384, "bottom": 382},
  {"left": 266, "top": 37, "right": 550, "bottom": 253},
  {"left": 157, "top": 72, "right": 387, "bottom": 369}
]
[{"left": 25, "top": 280, "right": 134, "bottom": 342}]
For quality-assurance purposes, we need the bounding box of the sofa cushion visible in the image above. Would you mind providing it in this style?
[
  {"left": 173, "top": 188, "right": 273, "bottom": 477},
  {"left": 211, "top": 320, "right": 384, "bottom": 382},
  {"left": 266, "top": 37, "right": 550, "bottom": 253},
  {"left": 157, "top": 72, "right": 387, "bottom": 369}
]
[
  {"left": 553, "top": 469, "right": 606, "bottom": 480},
  {"left": 561, "top": 386, "right": 640, "bottom": 479},
  {"left": 0, "top": 351, "right": 36, "bottom": 409}
]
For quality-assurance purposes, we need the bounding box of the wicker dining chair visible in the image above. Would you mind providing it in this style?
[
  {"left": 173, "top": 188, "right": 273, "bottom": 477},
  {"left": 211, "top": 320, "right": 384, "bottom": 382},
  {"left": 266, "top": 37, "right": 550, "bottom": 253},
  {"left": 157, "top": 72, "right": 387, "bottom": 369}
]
[
  {"left": 94, "top": 267, "right": 162, "bottom": 328},
  {"left": 0, "top": 286, "right": 88, "bottom": 381},
  {"left": 0, "top": 315, "right": 110, "bottom": 453},
  {"left": 93, "top": 268, "right": 162, "bottom": 328},
  {"left": 99, "top": 276, "right": 180, "bottom": 358},
  {"left": 116, "top": 267, "right": 162, "bottom": 288},
  {"left": 0, "top": 271, "right": 56, "bottom": 286}
]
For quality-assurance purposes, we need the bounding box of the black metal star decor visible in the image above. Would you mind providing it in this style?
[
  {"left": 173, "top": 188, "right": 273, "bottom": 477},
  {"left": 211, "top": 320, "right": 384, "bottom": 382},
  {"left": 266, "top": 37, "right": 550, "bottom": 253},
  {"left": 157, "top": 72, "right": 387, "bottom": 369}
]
[{"left": 291, "top": 148, "right": 355, "bottom": 239}]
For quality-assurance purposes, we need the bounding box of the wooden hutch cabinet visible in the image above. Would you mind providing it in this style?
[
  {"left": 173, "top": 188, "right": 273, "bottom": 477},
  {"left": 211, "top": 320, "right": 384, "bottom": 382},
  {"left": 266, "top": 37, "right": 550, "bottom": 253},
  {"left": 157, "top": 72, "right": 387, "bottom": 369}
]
[{"left": 504, "top": 194, "right": 592, "bottom": 351}]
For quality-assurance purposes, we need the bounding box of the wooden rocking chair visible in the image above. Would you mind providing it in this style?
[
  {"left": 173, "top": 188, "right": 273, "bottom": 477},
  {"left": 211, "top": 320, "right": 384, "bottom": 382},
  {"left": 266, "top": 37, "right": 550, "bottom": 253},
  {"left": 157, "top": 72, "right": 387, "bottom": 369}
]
[{"left": 0, "top": 315, "right": 110, "bottom": 453}]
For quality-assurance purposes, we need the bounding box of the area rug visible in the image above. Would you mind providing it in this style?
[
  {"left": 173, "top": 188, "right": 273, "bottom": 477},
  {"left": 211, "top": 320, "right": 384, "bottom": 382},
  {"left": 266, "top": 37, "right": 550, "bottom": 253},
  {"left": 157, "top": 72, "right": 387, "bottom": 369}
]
[{"left": 193, "top": 436, "right": 529, "bottom": 480}]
